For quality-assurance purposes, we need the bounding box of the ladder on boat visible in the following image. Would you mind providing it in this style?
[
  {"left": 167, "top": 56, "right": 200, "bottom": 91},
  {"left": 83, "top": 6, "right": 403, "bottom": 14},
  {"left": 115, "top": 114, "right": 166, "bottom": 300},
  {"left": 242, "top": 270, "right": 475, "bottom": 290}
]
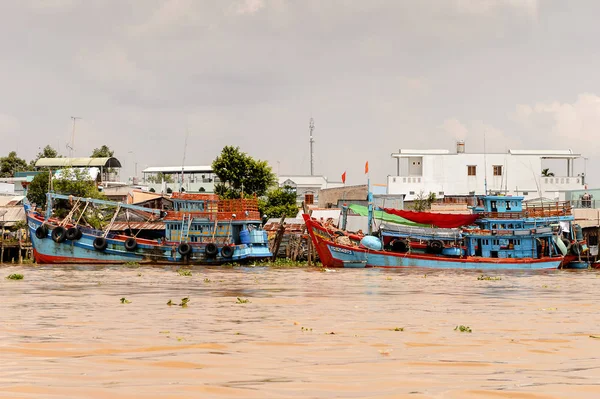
[{"left": 180, "top": 214, "right": 192, "bottom": 243}]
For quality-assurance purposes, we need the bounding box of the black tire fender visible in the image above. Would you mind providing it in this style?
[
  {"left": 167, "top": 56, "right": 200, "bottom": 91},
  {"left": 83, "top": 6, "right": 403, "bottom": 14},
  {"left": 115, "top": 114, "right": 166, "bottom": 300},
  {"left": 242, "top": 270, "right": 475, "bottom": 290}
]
[
  {"left": 221, "top": 245, "right": 234, "bottom": 258},
  {"left": 178, "top": 242, "right": 192, "bottom": 256},
  {"left": 93, "top": 237, "right": 108, "bottom": 251},
  {"left": 65, "top": 227, "right": 80, "bottom": 241},
  {"left": 51, "top": 226, "right": 67, "bottom": 243},
  {"left": 205, "top": 243, "right": 218, "bottom": 257},
  {"left": 124, "top": 237, "right": 137, "bottom": 251},
  {"left": 35, "top": 225, "right": 48, "bottom": 240}
]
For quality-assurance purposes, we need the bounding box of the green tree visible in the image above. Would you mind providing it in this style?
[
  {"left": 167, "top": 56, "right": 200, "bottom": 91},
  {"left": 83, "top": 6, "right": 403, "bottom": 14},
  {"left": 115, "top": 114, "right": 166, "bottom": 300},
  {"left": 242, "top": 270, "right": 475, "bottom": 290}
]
[
  {"left": 259, "top": 185, "right": 298, "bottom": 218},
  {"left": 0, "top": 151, "right": 28, "bottom": 177},
  {"left": 91, "top": 145, "right": 114, "bottom": 158},
  {"left": 146, "top": 172, "right": 174, "bottom": 184},
  {"left": 26, "top": 168, "right": 105, "bottom": 208},
  {"left": 30, "top": 145, "right": 62, "bottom": 168},
  {"left": 212, "top": 146, "right": 276, "bottom": 198},
  {"left": 411, "top": 191, "right": 437, "bottom": 211},
  {"left": 541, "top": 168, "right": 554, "bottom": 177},
  {"left": 26, "top": 171, "right": 50, "bottom": 206}
]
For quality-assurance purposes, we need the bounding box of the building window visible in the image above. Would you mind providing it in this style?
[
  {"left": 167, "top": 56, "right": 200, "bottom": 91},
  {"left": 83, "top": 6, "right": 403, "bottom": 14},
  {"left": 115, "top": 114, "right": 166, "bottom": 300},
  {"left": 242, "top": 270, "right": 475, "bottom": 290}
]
[
  {"left": 304, "top": 193, "right": 314, "bottom": 205},
  {"left": 467, "top": 165, "right": 476, "bottom": 176},
  {"left": 522, "top": 191, "right": 529, "bottom": 195},
  {"left": 438, "top": 191, "right": 444, "bottom": 196},
  {"left": 409, "top": 191, "right": 415, "bottom": 195},
  {"left": 493, "top": 165, "right": 503, "bottom": 176}
]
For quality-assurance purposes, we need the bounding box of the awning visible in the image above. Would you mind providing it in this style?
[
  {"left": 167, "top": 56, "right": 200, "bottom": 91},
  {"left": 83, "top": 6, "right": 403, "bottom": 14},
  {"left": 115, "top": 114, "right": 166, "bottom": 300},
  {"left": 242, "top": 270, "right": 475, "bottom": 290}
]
[
  {"left": 382, "top": 208, "right": 479, "bottom": 228},
  {"left": 348, "top": 204, "right": 427, "bottom": 227}
]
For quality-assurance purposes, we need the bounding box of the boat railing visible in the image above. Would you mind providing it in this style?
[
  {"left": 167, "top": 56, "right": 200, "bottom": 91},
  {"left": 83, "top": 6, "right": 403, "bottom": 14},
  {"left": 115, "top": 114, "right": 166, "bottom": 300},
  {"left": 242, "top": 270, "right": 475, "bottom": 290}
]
[
  {"left": 479, "top": 201, "right": 571, "bottom": 219},
  {"left": 164, "top": 210, "right": 261, "bottom": 221}
]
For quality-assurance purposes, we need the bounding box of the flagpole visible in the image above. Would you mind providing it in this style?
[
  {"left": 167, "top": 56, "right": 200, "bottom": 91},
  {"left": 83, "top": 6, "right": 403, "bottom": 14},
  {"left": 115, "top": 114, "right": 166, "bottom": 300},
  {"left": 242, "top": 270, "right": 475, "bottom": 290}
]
[{"left": 366, "top": 161, "right": 373, "bottom": 235}]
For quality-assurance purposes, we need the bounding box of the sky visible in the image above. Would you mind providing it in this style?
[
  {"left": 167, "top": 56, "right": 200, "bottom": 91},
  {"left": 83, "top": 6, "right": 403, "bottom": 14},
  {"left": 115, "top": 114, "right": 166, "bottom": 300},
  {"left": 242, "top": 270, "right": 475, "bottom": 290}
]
[{"left": 1, "top": 0, "right": 600, "bottom": 187}]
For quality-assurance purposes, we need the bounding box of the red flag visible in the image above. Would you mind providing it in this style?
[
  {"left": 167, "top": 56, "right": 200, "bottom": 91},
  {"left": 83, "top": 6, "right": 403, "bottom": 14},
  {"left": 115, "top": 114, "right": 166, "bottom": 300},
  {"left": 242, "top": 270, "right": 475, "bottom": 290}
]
[
  {"left": 365, "top": 161, "right": 369, "bottom": 174},
  {"left": 341, "top": 171, "right": 346, "bottom": 184}
]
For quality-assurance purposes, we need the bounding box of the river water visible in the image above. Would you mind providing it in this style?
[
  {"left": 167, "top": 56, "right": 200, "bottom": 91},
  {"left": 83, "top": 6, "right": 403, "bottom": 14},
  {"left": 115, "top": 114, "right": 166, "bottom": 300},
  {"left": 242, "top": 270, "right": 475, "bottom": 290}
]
[{"left": 1, "top": 265, "right": 600, "bottom": 399}]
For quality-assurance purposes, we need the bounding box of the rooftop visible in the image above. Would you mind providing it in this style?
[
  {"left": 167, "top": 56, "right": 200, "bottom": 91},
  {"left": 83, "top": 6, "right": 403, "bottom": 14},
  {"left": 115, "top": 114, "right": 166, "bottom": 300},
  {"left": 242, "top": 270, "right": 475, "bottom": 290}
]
[
  {"left": 142, "top": 166, "right": 213, "bottom": 174},
  {"left": 35, "top": 157, "right": 122, "bottom": 168}
]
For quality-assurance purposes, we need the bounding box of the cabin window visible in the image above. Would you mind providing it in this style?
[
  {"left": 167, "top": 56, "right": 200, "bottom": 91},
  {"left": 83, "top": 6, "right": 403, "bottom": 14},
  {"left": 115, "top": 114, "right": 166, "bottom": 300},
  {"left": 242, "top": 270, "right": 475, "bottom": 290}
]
[
  {"left": 588, "top": 235, "right": 598, "bottom": 246},
  {"left": 493, "top": 165, "right": 503, "bottom": 176},
  {"left": 505, "top": 201, "right": 511, "bottom": 210},
  {"left": 467, "top": 165, "right": 477, "bottom": 176}
]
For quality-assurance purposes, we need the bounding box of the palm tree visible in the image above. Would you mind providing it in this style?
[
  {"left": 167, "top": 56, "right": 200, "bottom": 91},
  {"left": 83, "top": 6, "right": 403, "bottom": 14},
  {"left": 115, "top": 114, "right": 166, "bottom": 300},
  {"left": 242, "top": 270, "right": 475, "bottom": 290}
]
[{"left": 541, "top": 168, "right": 555, "bottom": 177}]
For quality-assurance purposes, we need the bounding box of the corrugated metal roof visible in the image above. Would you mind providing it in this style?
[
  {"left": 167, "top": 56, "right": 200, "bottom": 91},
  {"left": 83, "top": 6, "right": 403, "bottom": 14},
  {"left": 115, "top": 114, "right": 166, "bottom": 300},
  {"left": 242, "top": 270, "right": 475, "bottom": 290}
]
[
  {"left": 0, "top": 206, "right": 26, "bottom": 226},
  {"left": 35, "top": 157, "right": 122, "bottom": 168},
  {"left": 279, "top": 175, "right": 328, "bottom": 188},
  {"left": 142, "top": 166, "right": 213, "bottom": 173},
  {"left": 0, "top": 196, "right": 25, "bottom": 206},
  {"left": 110, "top": 221, "right": 165, "bottom": 231}
]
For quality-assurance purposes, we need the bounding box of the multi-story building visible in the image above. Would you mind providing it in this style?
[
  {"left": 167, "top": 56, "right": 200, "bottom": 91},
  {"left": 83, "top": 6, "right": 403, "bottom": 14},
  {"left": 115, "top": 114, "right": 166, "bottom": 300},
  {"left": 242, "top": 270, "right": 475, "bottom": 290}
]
[
  {"left": 278, "top": 175, "right": 344, "bottom": 206},
  {"left": 387, "top": 142, "right": 585, "bottom": 202}
]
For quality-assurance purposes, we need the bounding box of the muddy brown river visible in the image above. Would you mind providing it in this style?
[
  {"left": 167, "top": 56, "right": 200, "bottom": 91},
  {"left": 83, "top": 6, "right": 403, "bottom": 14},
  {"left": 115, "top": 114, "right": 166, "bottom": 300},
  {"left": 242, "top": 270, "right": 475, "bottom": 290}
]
[{"left": 1, "top": 265, "right": 600, "bottom": 398}]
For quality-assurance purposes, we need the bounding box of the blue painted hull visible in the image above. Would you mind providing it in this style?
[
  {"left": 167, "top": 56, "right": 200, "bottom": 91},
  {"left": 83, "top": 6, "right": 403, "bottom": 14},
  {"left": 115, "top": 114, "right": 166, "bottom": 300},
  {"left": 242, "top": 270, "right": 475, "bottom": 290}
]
[
  {"left": 27, "top": 214, "right": 272, "bottom": 265},
  {"left": 303, "top": 215, "right": 563, "bottom": 270}
]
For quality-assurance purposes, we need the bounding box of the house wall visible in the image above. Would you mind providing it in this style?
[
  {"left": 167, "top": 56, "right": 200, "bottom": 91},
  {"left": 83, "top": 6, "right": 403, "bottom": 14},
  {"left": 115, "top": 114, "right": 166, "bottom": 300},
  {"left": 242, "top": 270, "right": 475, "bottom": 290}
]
[
  {"left": 318, "top": 185, "right": 368, "bottom": 207},
  {"left": 388, "top": 153, "right": 583, "bottom": 201}
]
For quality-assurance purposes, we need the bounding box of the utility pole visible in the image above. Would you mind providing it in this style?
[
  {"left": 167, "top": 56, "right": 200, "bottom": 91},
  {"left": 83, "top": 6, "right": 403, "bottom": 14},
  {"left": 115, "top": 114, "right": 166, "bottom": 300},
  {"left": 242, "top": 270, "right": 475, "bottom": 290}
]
[
  {"left": 309, "top": 118, "right": 315, "bottom": 176},
  {"left": 68, "top": 116, "right": 82, "bottom": 157}
]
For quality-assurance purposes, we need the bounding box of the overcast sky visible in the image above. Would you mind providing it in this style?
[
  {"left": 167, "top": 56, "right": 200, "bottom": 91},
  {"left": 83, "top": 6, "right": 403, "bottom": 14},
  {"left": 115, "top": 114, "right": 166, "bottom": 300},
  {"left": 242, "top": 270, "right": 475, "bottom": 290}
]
[{"left": 1, "top": 0, "right": 599, "bottom": 186}]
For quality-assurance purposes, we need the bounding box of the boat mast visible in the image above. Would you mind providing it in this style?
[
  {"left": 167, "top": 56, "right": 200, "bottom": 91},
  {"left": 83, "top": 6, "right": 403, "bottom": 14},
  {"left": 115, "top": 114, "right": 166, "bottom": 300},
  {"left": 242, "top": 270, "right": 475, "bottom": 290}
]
[
  {"left": 483, "top": 130, "right": 488, "bottom": 195},
  {"left": 309, "top": 118, "right": 315, "bottom": 176},
  {"left": 179, "top": 128, "right": 189, "bottom": 193}
]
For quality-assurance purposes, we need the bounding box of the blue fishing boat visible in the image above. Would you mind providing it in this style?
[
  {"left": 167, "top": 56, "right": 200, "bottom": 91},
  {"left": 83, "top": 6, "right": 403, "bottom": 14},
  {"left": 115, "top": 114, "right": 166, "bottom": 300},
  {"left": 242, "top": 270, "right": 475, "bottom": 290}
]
[
  {"left": 304, "top": 194, "right": 580, "bottom": 269},
  {"left": 26, "top": 192, "right": 271, "bottom": 264}
]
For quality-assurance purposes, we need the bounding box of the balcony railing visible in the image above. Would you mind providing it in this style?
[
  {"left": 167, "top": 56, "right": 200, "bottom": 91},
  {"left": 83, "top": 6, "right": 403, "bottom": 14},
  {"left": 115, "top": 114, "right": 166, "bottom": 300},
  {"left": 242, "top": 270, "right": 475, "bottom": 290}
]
[{"left": 571, "top": 200, "right": 599, "bottom": 209}]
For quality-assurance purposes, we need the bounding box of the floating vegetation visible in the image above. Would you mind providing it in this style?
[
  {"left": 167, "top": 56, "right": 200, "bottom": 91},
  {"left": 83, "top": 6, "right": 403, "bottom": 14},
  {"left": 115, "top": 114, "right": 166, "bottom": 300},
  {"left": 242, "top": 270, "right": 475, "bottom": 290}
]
[
  {"left": 454, "top": 325, "right": 472, "bottom": 333},
  {"left": 378, "top": 349, "right": 392, "bottom": 356},
  {"left": 167, "top": 300, "right": 173, "bottom": 306},
  {"left": 236, "top": 297, "right": 250, "bottom": 304},
  {"left": 120, "top": 297, "right": 131, "bottom": 304},
  {"left": 327, "top": 331, "right": 336, "bottom": 335},
  {"left": 204, "top": 278, "right": 211, "bottom": 283},
  {"left": 386, "top": 277, "right": 393, "bottom": 280},
  {"left": 177, "top": 269, "right": 192, "bottom": 276},
  {"left": 590, "top": 335, "right": 600, "bottom": 339},
  {"left": 137, "top": 273, "right": 142, "bottom": 277},
  {"left": 540, "top": 307, "right": 557, "bottom": 311},
  {"left": 159, "top": 331, "right": 170, "bottom": 334},
  {"left": 6, "top": 274, "right": 24, "bottom": 280},
  {"left": 392, "top": 327, "right": 404, "bottom": 332},
  {"left": 542, "top": 285, "right": 549, "bottom": 288},
  {"left": 478, "top": 275, "right": 502, "bottom": 281},
  {"left": 124, "top": 261, "right": 140, "bottom": 266},
  {"left": 422, "top": 274, "right": 427, "bottom": 278},
  {"left": 179, "top": 297, "right": 190, "bottom": 307},
  {"left": 301, "top": 326, "right": 313, "bottom": 331}
]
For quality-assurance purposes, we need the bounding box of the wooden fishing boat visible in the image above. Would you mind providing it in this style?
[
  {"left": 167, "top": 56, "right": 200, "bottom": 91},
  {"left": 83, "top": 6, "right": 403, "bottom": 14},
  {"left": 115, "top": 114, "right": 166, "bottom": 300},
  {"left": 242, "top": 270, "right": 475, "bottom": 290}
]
[
  {"left": 26, "top": 192, "right": 271, "bottom": 264},
  {"left": 304, "top": 194, "right": 579, "bottom": 270}
]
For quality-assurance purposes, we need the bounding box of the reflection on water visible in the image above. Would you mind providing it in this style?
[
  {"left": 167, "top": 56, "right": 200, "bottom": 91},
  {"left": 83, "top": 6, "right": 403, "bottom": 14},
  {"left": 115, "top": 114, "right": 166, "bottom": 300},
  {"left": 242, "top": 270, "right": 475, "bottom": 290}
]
[{"left": 1, "top": 265, "right": 600, "bottom": 398}]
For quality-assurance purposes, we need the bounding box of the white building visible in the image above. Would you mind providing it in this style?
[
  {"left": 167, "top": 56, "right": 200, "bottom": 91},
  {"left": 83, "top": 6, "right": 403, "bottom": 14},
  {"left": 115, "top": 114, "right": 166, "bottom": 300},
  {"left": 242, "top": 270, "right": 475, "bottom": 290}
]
[
  {"left": 278, "top": 175, "right": 344, "bottom": 205},
  {"left": 387, "top": 142, "right": 585, "bottom": 201},
  {"left": 142, "top": 166, "right": 216, "bottom": 193}
]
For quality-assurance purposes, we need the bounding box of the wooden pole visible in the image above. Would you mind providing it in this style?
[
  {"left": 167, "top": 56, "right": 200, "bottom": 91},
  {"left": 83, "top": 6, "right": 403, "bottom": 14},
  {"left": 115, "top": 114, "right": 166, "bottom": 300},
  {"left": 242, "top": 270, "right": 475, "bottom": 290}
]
[{"left": 271, "top": 215, "right": 286, "bottom": 261}]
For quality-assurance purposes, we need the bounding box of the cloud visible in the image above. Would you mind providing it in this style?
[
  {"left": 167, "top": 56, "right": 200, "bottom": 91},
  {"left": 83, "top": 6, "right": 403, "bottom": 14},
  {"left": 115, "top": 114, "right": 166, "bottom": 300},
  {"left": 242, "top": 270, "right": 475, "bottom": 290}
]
[
  {"left": 514, "top": 93, "right": 600, "bottom": 148},
  {"left": 234, "top": 0, "right": 265, "bottom": 15},
  {"left": 452, "top": 0, "right": 539, "bottom": 18},
  {"left": 441, "top": 118, "right": 522, "bottom": 153},
  {"left": 0, "top": 114, "right": 20, "bottom": 134}
]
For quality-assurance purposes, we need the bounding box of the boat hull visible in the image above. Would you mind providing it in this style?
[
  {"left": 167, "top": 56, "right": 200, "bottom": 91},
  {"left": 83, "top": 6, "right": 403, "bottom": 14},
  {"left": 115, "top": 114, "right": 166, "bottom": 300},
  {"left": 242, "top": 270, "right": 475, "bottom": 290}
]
[
  {"left": 28, "top": 214, "right": 271, "bottom": 265},
  {"left": 303, "top": 215, "right": 562, "bottom": 270}
]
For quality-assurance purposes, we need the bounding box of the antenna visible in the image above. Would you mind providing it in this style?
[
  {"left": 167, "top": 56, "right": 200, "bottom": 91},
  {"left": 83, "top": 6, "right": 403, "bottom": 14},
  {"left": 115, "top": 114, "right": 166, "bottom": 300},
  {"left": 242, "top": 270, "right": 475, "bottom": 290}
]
[
  {"left": 179, "top": 128, "right": 189, "bottom": 193},
  {"left": 483, "top": 130, "right": 488, "bottom": 195},
  {"left": 309, "top": 118, "right": 315, "bottom": 176},
  {"left": 67, "top": 116, "right": 82, "bottom": 157}
]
